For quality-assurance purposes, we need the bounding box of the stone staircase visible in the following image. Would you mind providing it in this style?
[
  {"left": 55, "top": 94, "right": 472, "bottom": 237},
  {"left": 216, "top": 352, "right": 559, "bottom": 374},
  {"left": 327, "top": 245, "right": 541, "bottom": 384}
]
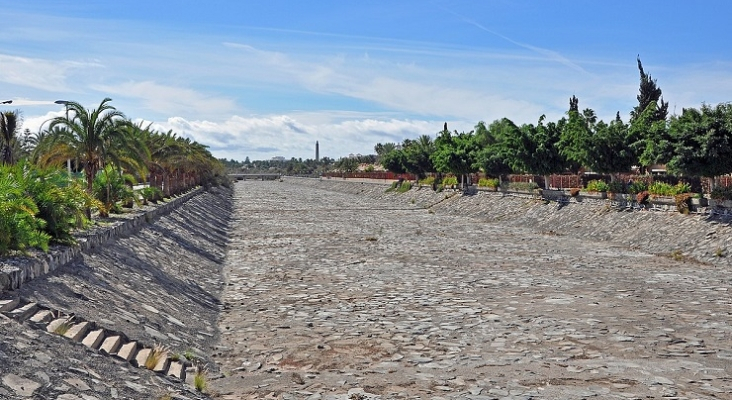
[{"left": 0, "top": 296, "right": 193, "bottom": 383}]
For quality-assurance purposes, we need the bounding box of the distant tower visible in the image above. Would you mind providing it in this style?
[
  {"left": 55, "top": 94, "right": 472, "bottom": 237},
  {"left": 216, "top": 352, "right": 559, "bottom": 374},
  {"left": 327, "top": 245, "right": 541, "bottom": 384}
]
[{"left": 315, "top": 141, "right": 320, "bottom": 162}]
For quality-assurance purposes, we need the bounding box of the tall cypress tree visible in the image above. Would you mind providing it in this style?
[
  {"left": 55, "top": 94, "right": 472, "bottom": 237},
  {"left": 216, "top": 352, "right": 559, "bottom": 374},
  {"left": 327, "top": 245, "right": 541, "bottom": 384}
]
[
  {"left": 631, "top": 56, "right": 669, "bottom": 123},
  {"left": 629, "top": 57, "right": 672, "bottom": 170}
]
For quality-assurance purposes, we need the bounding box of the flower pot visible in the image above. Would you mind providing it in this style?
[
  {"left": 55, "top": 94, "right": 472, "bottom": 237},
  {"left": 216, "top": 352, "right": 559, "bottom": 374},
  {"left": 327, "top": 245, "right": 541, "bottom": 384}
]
[
  {"left": 650, "top": 195, "right": 675, "bottom": 205},
  {"left": 690, "top": 197, "right": 708, "bottom": 207},
  {"left": 581, "top": 191, "right": 607, "bottom": 199}
]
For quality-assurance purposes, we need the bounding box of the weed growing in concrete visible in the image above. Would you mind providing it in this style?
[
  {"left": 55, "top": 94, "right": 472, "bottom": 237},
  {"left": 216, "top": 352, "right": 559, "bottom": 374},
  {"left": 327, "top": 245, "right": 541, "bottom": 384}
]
[
  {"left": 145, "top": 343, "right": 168, "bottom": 370},
  {"left": 183, "top": 348, "right": 197, "bottom": 362},
  {"left": 396, "top": 181, "right": 412, "bottom": 193},
  {"left": 193, "top": 364, "right": 208, "bottom": 392},
  {"left": 715, "top": 247, "right": 726, "bottom": 257},
  {"left": 365, "top": 236, "right": 378, "bottom": 242},
  {"left": 155, "top": 392, "right": 173, "bottom": 400},
  {"left": 53, "top": 320, "right": 73, "bottom": 336},
  {"left": 671, "top": 249, "right": 684, "bottom": 261}
]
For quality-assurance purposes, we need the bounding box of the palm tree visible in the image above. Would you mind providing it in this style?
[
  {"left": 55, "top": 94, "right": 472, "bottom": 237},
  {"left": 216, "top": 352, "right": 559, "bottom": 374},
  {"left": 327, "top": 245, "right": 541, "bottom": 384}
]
[
  {"left": 45, "top": 98, "right": 126, "bottom": 192},
  {"left": 0, "top": 110, "right": 20, "bottom": 165}
]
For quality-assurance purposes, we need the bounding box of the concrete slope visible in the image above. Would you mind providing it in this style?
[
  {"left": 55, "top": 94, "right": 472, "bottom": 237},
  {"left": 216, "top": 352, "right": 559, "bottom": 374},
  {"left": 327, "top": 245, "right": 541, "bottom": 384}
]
[{"left": 0, "top": 186, "right": 232, "bottom": 400}]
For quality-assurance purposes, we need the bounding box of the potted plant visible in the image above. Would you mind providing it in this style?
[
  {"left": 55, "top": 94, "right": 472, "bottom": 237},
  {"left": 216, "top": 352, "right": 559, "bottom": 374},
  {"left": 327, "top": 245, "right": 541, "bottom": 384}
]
[
  {"left": 582, "top": 180, "right": 608, "bottom": 199},
  {"left": 606, "top": 181, "right": 624, "bottom": 200},
  {"left": 478, "top": 177, "right": 500, "bottom": 191}
]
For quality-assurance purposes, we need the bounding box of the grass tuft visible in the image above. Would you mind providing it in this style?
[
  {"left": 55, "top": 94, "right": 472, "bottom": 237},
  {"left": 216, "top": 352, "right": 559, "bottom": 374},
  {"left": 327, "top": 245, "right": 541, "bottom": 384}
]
[
  {"left": 145, "top": 343, "right": 168, "bottom": 370},
  {"left": 53, "top": 319, "right": 73, "bottom": 336},
  {"left": 193, "top": 363, "right": 208, "bottom": 392}
]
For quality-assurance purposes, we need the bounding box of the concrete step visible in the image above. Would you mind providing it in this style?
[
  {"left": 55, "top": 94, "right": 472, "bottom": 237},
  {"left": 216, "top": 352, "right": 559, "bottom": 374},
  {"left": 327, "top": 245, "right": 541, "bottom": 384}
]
[
  {"left": 46, "top": 318, "right": 72, "bottom": 334},
  {"left": 81, "top": 329, "right": 105, "bottom": 350},
  {"left": 29, "top": 309, "right": 54, "bottom": 324},
  {"left": 8, "top": 302, "right": 39, "bottom": 320},
  {"left": 166, "top": 361, "right": 186, "bottom": 380},
  {"left": 133, "top": 348, "right": 151, "bottom": 368},
  {"left": 2, "top": 297, "right": 197, "bottom": 384},
  {"left": 115, "top": 341, "right": 137, "bottom": 362},
  {"left": 153, "top": 356, "right": 171, "bottom": 373},
  {"left": 0, "top": 298, "right": 19, "bottom": 313},
  {"left": 64, "top": 321, "right": 91, "bottom": 342},
  {"left": 99, "top": 335, "right": 122, "bottom": 355}
]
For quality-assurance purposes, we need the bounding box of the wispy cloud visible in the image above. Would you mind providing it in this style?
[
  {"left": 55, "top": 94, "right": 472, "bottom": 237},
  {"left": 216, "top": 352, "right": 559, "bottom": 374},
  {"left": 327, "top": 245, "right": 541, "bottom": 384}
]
[
  {"left": 0, "top": 54, "right": 101, "bottom": 92},
  {"left": 439, "top": 7, "right": 589, "bottom": 75},
  {"left": 93, "top": 81, "right": 237, "bottom": 118}
]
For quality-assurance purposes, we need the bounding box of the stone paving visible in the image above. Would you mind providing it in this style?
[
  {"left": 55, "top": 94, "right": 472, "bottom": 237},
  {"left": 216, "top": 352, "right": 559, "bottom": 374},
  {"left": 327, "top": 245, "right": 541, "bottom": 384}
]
[{"left": 214, "top": 179, "right": 732, "bottom": 400}]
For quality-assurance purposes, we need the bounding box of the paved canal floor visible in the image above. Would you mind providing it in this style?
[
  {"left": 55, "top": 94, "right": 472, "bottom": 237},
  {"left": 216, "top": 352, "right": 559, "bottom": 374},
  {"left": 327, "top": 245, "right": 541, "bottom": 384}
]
[{"left": 214, "top": 180, "right": 732, "bottom": 399}]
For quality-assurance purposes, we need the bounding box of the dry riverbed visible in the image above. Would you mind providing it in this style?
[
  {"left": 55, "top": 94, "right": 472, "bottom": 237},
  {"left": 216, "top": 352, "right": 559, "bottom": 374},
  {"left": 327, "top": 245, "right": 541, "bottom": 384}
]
[{"left": 213, "top": 180, "right": 732, "bottom": 399}]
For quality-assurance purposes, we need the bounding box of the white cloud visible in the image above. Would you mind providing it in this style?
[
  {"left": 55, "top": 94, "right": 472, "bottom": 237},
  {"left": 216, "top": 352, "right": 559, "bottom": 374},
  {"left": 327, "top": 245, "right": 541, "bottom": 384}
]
[
  {"left": 0, "top": 53, "right": 101, "bottom": 92},
  {"left": 147, "top": 113, "right": 456, "bottom": 161},
  {"left": 12, "top": 110, "right": 64, "bottom": 134}
]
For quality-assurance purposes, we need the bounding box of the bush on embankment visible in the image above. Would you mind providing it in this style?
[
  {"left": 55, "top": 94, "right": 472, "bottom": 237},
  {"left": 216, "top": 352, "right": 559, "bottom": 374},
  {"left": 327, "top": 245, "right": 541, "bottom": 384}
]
[{"left": 0, "top": 162, "right": 100, "bottom": 255}]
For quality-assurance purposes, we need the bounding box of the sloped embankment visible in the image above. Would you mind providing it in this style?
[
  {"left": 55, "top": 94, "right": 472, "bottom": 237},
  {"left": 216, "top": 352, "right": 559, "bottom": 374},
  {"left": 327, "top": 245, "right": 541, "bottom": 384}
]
[
  {"left": 286, "top": 177, "right": 732, "bottom": 267},
  {"left": 0, "top": 186, "right": 232, "bottom": 399}
]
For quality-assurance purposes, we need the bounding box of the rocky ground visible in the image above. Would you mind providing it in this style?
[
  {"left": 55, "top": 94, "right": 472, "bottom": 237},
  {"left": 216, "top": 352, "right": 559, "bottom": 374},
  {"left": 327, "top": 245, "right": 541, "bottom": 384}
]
[
  {"left": 213, "top": 179, "right": 732, "bottom": 399},
  {"left": 0, "top": 187, "right": 233, "bottom": 400},
  {"left": 2, "top": 178, "right": 732, "bottom": 400}
]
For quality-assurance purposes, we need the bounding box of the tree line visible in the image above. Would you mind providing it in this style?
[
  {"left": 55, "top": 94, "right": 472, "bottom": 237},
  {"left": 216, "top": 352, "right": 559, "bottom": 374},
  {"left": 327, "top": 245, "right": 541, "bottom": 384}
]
[{"left": 374, "top": 58, "right": 732, "bottom": 189}]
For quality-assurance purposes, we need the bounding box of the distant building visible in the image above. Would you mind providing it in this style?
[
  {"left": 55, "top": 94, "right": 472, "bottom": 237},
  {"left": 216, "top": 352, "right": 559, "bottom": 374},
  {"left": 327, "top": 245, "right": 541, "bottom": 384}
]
[{"left": 271, "top": 156, "right": 286, "bottom": 162}]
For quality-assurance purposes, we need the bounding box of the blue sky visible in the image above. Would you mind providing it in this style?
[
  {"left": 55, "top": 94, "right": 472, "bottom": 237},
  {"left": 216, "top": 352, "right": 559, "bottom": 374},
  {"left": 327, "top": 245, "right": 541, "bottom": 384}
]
[{"left": 2, "top": 1, "right": 732, "bottom": 161}]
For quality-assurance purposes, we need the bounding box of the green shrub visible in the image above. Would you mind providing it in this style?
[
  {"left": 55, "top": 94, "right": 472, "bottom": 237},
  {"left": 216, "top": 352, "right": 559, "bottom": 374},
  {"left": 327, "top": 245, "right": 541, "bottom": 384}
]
[
  {"left": 385, "top": 181, "right": 399, "bottom": 193},
  {"left": 0, "top": 169, "right": 50, "bottom": 255},
  {"left": 442, "top": 176, "right": 458, "bottom": 187},
  {"left": 607, "top": 181, "right": 624, "bottom": 193},
  {"left": 648, "top": 181, "right": 692, "bottom": 197},
  {"left": 628, "top": 181, "right": 647, "bottom": 194},
  {"left": 138, "top": 186, "right": 163, "bottom": 204},
  {"left": 396, "top": 181, "right": 412, "bottom": 193},
  {"left": 419, "top": 176, "right": 435, "bottom": 185},
  {"left": 93, "top": 166, "right": 138, "bottom": 216},
  {"left": 23, "top": 167, "right": 97, "bottom": 244},
  {"left": 673, "top": 182, "right": 691, "bottom": 195},
  {"left": 648, "top": 181, "right": 675, "bottom": 196},
  {"left": 585, "top": 180, "right": 609, "bottom": 192},
  {"left": 478, "top": 178, "right": 500, "bottom": 188}
]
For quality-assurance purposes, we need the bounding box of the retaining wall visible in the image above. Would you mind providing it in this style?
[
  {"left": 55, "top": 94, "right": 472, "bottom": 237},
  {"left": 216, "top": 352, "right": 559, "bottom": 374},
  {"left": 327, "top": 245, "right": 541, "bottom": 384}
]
[{"left": 0, "top": 188, "right": 203, "bottom": 293}]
